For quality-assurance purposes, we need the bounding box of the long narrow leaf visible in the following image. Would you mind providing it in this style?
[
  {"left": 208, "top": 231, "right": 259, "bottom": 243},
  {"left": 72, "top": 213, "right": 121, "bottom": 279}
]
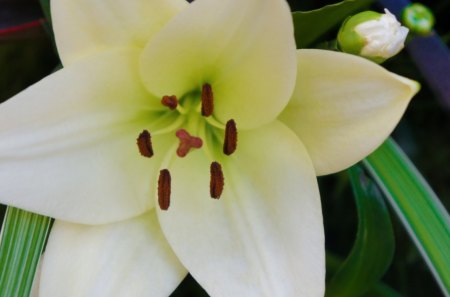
[
  {"left": 363, "top": 138, "right": 450, "bottom": 296},
  {"left": 326, "top": 165, "right": 395, "bottom": 297},
  {"left": 0, "top": 207, "right": 51, "bottom": 296}
]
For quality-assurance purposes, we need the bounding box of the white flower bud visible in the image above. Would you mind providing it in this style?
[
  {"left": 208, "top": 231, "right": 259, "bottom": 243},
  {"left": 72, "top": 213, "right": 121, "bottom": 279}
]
[{"left": 338, "top": 9, "right": 409, "bottom": 63}]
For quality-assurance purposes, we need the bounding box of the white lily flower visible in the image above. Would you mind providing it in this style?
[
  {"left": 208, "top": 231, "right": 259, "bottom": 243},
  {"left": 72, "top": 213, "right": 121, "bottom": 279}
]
[{"left": 0, "top": 0, "right": 419, "bottom": 296}]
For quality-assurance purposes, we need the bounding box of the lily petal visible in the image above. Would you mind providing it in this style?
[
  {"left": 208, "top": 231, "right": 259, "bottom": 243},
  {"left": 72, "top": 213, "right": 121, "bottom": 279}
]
[
  {"left": 279, "top": 49, "right": 419, "bottom": 175},
  {"left": 39, "top": 212, "right": 187, "bottom": 297},
  {"left": 158, "top": 121, "right": 325, "bottom": 296},
  {"left": 0, "top": 49, "right": 171, "bottom": 224},
  {"left": 52, "top": 0, "right": 188, "bottom": 66},
  {"left": 140, "top": 0, "right": 297, "bottom": 129}
]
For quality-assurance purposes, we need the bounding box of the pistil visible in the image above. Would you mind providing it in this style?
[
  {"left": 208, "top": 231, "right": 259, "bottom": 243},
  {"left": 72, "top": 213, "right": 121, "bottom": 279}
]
[{"left": 176, "top": 129, "right": 203, "bottom": 157}]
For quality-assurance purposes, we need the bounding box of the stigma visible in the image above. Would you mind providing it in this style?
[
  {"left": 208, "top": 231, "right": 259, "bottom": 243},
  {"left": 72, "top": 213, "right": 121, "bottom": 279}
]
[{"left": 175, "top": 129, "right": 203, "bottom": 157}]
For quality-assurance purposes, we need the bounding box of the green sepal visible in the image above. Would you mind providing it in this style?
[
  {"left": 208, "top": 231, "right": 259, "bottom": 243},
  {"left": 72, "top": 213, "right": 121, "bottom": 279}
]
[{"left": 337, "top": 11, "right": 386, "bottom": 63}]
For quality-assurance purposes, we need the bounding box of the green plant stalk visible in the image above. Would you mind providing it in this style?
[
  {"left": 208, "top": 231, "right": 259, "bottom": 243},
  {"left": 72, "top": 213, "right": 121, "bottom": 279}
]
[
  {"left": 363, "top": 138, "right": 450, "bottom": 296},
  {"left": 0, "top": 207, "right": 51, "bottom": 296}
]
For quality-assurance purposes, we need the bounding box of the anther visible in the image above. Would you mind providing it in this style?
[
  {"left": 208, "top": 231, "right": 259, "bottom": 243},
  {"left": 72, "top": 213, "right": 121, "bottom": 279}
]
[
  {"left": 161, "top": 95, "right": 178, "bottom": 110},
  {"left": 223, "top": 119, "right": 237, "bottom": 155},
  {"left": 137, "top": 130, "right": 154, "bottom": 158},
  {"left": 201, "top": 83, "right": 214, "bottom": 117},
  {"left": 210, "top": 162, "right": 224, "bottom": 199},
  {"left": 158, "top": 169, "right": 171, "bottom": 210},
  {"left": 176, "top": 129, "right": 203, "bottom": 157}
]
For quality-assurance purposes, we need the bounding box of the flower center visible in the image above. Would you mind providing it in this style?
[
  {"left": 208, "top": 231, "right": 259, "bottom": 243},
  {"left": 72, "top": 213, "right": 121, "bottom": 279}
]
[{"left": 136, "top": 83, "right": 238, "bottom": 210}]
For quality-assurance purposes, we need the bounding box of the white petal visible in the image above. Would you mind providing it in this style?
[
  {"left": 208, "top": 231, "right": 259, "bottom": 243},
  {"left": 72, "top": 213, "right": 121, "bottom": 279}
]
[
  {"left": 52, "top": 0, "right": 187, "bottom": 66},
  {"left": 279, "top": 49, "right": 419, "bottom": 175},
  {"left": 40, "top": 212, "right": 187, "bottom": 297},
  {"left": 158, "top": 121, "right": 325, "bottom": 297},
  {"left": 0, "top": 49, "right": 172, "bottom": 224},
  {"left": 140, "top": 0, "right": 297, "bottom": 129}
]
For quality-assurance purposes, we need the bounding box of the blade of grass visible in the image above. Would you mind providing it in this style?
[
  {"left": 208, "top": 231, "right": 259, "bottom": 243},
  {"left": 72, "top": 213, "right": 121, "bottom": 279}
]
[
  {"left": 363, "top": 138, "right": 450, "bottom": 296},
  {"left": 0, "top": 207, "right": 51, "bottom": 296}
]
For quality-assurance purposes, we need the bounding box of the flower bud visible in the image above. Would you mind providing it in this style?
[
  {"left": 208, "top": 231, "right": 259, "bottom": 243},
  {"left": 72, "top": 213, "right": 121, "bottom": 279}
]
[
  {"left": 338, "top": 9, "right": 409, "bottom": 63},
  {"left": 402, "top": 3, "right": 435, "bottom": 35}
]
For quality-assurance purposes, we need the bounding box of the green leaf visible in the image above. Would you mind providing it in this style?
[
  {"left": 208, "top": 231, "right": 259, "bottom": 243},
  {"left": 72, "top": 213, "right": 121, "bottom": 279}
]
[
  {"left": 362, "top": 283, "right": 403, "bottom": 297},
  {"left": 326, "top": 253, "right": 403, "bottom": 297},
  {"left": 0, "top": 207, "right": 51, "bottom": 296},
  {"left": 39, "top": 0, "right": 51, "bottom": 24},
  {"left": 292, "top": 0, "right": 373, "bottom": 48},
  {"left": 363, "top": 138, "right": 450, "bottom": 295},
  {"left": 326, "top": 165, "right": 395, "bottom": 297}
]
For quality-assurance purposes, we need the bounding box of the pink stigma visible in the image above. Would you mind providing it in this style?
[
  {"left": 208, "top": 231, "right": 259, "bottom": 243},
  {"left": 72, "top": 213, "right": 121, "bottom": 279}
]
[{"left": 176, "top": 129, "right": 203, "bottom": 157}]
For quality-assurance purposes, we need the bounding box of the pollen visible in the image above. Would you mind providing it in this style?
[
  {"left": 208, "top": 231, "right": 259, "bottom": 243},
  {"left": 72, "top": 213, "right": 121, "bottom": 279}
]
[
  {"left": 176, "top": 129, "right": 203, "bottom": 157},
  {"left": 161, "top": 95, "right": 178, "bottom": 110},
  {"left": 210, "top": 161, "right": 224, "bottom": 199},
  {"left": 223, "top": 119, "right": 237, "bottom": 155},
  {"left": 201, "top": 83, "right": 214, "bottom": 117},
  {"left": 137, "top": 130, "right": 154, "bottom": 158},
  {"left": 158, "top": 169, "right": 171, "bottom": 210}
]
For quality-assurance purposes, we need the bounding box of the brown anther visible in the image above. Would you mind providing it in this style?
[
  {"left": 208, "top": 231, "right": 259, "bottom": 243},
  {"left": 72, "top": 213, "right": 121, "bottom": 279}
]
[
  {"left": 137, "top": 130, "right": 154, "bottom": 158},
  {"left": 210, "top": 162, "right": 224, "bottom": 199},
  {"left": 161, "top": 95, "right": 178, "bottom": 110},
  {"left": 176, "top": 129, "right": 203, "bottom": 157},
  {"left": 201, "top": 83, "right": 214, "bottom": 117},
  {"left": 158, "top": 169, "right": 171, "bottom": 210},
  {"left": 223, "top": 119, "right": 237, "bottom": 155}
]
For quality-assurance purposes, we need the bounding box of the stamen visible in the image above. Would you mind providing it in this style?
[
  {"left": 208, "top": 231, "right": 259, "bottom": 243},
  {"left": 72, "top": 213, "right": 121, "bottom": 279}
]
[
  {"left": 161, "top": 95, "right": 178, "bottom": 110},
  {"left": 158, "top": 169, "right": 171, "bottom": 210},
  {"left": 201, "top": 83, "right": 214, "bottom": 117},
  {"left": 176, "top": 129, "right": 203, "bottom": 157},
  {"left": 137, "top": 130, "right": 154, "bottom": 158},
  {"left": 210, "top": 162, "right": 224, "bottom": 199},
  {"left": 223, "top": 119, "right": 237, "bottom": 155}
]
